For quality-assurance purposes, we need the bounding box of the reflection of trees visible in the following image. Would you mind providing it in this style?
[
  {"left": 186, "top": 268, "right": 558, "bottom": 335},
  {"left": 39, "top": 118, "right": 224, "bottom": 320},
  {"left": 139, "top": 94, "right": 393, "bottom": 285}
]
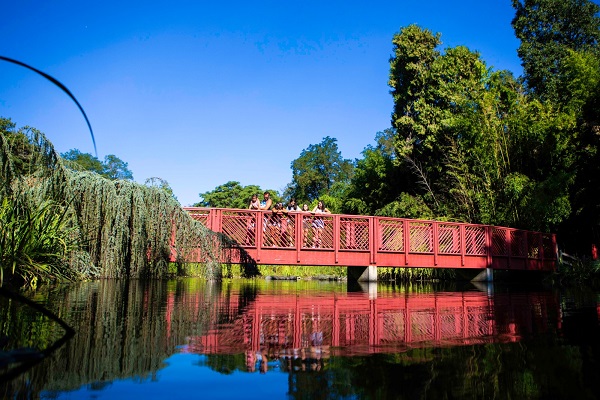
[
  {"left": 1, "top": 279, "right": 230, "bottom": 396},
  {"left": 284, "top": 343, "right": 593, "bottom": 399}
]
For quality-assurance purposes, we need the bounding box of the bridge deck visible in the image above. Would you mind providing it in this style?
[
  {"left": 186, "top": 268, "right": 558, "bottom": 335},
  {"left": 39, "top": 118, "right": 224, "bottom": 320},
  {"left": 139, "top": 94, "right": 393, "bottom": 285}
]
[{"left": 183, "top": 207, "right": 557, "bottom": 271}]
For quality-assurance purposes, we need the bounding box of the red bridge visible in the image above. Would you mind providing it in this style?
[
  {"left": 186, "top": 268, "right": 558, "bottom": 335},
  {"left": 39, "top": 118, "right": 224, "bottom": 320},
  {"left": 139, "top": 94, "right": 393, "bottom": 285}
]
[{"left": 183, "top": 208, "right": 557, "bottom": 278}]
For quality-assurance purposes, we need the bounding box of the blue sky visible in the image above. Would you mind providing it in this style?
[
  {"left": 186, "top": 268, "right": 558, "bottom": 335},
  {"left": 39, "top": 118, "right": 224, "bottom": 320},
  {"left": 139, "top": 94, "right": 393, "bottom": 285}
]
[{"left": 0, "top": 1, "right": 523, "bottom": 206}]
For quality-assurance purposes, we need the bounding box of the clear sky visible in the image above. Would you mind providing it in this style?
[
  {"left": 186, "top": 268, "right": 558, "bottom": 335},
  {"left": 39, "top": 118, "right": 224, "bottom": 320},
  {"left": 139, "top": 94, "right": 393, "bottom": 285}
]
[{"left": 0, "top": 1, "right": 523, "bottom": 206}]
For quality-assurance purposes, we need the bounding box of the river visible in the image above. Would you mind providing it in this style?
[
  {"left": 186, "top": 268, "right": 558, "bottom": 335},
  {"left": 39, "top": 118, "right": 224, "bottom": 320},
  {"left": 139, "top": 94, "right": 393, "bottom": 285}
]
[{"left": 1, "top": 278, "right": 599, "bottom": 399}]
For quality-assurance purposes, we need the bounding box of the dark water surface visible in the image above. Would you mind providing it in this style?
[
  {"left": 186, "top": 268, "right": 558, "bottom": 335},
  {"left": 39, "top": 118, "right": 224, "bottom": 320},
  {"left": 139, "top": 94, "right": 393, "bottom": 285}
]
[{"left": 1, "top": 278, "right": 599, "bottom": 399}]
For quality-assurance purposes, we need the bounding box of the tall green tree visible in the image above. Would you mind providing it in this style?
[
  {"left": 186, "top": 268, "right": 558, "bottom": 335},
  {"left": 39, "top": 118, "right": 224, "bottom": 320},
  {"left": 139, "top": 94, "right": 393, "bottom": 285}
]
[
  {"left": 288, "top": 137, "right": 354, "bottom": 202},
  {"left": 388, "top": 25, "right": 575, "bottom": 231},
  {"left": 61, "top": 149, "right": 104, "bottom": 175},
  {"left": 103, "top": 154, "right": 133, "bottom": 180},
  {"left": 343, "top": 128, "right": 408, "bottom": 215},
  {"left": 555, "top": 49, "right": 600, "bottom": 250},
  {"left": 512, "top": 0, "right": 600, "bottom": 102},
  {"left": 512, "top": 0, "right": 600, "bottom": 250}
]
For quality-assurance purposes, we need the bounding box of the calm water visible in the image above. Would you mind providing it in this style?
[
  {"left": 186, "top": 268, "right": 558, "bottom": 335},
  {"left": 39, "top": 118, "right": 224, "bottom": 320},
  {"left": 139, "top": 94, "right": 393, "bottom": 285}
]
[{"left": 1, "top": 278, "right": 599, "bottom": 399}]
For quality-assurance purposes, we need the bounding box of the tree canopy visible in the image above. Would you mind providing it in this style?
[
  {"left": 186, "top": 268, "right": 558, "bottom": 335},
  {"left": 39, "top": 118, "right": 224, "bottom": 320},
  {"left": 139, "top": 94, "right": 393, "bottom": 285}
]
[
  {"left": 61, "top": 149, "right": 133, "bottom": 181},
  {"left": 195, "top": 181, "right": 279, "bottom": 209},
  {"left": 385, "top": 24, "right": 578, "bottom": 232},
  {"left": 287, "top": 137, "right": 354, "bottom": 202},
  {"left": 512, "top": 0, "right": 600, "bottom": 102}
]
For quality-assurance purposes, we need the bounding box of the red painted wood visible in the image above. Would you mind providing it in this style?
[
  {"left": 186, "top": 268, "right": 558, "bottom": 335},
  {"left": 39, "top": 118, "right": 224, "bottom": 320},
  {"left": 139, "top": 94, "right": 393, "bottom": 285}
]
[
  {"left": 180, "top": 207, "right": 557, "bottom": 271},
  {"left": 182, "top": 291, "right": 559, "bottom": 356}
]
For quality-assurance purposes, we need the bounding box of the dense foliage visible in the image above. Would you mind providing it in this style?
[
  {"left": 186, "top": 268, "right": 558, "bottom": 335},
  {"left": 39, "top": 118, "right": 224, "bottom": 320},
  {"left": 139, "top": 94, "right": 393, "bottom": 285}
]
[
  {"left": 512, "top": 0, "right": 600, "bottom": 102},
  {"left": 386, "top": 24, "right": 577, "bottom": 232},
  {"left": 286, "top": 136, "right": 354, "bottom": 203}
]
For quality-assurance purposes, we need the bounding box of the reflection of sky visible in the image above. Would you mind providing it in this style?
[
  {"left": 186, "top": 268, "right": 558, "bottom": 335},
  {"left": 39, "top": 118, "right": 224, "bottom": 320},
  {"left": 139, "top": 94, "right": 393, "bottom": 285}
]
[{"left": 41, "top": 353, "right": 288, "bottom": 400}]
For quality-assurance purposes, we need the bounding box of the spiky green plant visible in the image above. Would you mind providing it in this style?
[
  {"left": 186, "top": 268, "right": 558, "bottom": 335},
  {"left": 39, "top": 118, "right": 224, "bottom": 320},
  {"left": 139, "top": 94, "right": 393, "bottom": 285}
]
[{"left": 0, "top": 197, "right": 80, "bottom": 285}]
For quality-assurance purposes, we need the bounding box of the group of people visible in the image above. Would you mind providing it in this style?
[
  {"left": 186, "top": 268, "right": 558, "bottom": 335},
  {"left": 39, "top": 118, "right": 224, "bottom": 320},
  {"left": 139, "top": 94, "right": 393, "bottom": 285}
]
[{"left": 246, "top": 192, "right": 331, "bottom": 248}]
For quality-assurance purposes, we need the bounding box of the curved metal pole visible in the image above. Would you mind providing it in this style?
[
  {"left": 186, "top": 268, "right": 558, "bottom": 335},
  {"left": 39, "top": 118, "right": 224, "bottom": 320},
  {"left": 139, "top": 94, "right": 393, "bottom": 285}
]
[{"left": 0, "top": 55, "right": 97, "bottom": 157}]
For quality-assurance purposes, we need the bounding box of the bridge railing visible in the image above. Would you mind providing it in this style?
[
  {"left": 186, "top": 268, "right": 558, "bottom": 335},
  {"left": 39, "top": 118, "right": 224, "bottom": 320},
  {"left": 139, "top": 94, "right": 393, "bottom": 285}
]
[{"left": 183, "top": 207, "right": 557, "bottom": 270}]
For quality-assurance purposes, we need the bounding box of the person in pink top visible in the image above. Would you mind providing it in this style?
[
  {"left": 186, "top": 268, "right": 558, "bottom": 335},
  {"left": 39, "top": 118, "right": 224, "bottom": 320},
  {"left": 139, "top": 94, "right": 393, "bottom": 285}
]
[{"left": 248, "top": 194, "right": 260, "bottom": 210}]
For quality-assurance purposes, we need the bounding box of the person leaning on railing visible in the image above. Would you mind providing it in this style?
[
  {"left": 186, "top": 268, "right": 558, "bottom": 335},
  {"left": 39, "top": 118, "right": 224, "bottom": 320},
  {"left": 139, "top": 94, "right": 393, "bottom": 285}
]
[
  {"left": 311, "top": 200, "right": 331, "bottom": 248},
  {"left": 259, "top": 191, "right": 272, "bottom": 210},
  {"left": 281, "top": 198, "right": 300, "bottom": 247},
  {"left": 301, "top": 203, "right": 311, "bottom": 247},
  {"left": 244, "top": 194, "right": 260, "bottom": 245},
  {"left": 268, "top": 202, "right": 286, "bottom": 247}
]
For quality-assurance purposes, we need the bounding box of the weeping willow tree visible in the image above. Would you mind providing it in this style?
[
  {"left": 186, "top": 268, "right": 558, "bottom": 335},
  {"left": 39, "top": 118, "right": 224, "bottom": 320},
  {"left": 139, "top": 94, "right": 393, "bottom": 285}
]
[{"left": 0, "top": 118, "right": 255, "bottom": 284}]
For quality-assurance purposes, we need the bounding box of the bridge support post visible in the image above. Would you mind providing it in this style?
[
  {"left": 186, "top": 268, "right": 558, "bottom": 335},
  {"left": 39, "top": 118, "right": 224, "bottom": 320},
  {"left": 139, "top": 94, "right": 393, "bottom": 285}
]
[
  {"left": 471, "top": 267, "right": 494, "bottom": 282},
  {"left": 348, "top": 265, "right": 377, "bottom": 283}
]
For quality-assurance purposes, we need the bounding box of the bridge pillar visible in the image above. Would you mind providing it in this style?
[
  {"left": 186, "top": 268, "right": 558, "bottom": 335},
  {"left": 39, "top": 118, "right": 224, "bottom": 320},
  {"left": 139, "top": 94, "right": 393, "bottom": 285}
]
[
  {"left": 348, "top": 265, "right": 377, "bottom": 283},
  {"left": 471, "top": 267, "right": 494, "bottom": 282}
]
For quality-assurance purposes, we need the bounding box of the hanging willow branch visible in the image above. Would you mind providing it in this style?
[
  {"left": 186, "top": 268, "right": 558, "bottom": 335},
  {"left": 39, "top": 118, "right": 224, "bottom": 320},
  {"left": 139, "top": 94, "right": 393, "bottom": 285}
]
[{"left": 68, "top": 171, "right": 255, "bottom": 279}]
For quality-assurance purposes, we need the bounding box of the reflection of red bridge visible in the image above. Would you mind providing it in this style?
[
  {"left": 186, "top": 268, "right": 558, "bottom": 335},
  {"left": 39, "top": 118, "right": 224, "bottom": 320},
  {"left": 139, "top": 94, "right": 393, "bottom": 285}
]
[
  {"left": 183, "top": 208, "right": 557, "bottom": 272},
  {"left": 185, "top": 290, "right": 556, "bottom": 356}
]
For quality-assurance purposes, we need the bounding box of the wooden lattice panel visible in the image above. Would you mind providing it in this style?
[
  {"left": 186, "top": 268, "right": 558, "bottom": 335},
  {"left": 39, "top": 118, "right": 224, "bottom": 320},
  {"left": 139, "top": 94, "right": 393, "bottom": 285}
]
[
  {"left": 301, "top": 215, "right": 334, "bottom": 249},
  {"left": 188, "top": 211, "right": 210, "bottom": 227},
  {"left": 542, "top": 234, "right": 554, "bottom": 258},
  {"left": 221, "top": 212, "right": 253, "bottom": 246},
  {"left": 492, "top": 228, "right": 508, "bottom": 256},
  {"left": 409, "top": 222, "right": 433, "bottom": 253},
  {"left": 510, "top": 230, "right": 527, "bottom": 257},
  {"left": 465, "top": 226, "right": 486, "bottom": 255},
  {"left": 263, "top": 213, "right": 296, "bottom": 248},
  {"left": 438, "top": 224, "right": 461, "bottom": 254},
  {"left": 527, "top": 232, "right": 541, "bottom": 258},
  {"left": 379, "top": 219, "right": 404, "bottom": 251},
  {"left": 340, "top": 218, "right": 369, "bottom": 250}
]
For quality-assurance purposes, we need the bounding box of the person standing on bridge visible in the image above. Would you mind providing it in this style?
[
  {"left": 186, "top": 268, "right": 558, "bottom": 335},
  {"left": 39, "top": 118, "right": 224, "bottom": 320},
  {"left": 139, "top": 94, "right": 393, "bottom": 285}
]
[
  {"left": 281, "top": 198, "right": 300, "bottom": 247},
  {"left": 248, "top": 194, "right": 260, "bottom": 210},
  {"left": 259, "top": 192, "right": 273, "bottom": 244},
  {"left": 311, "top": 200, "right": 330, "bottom": 248},
  {"left": 259, "top": 191, "right": 272, "bottom": 210},
  {"left": 268, "top": 202, "right": 286, "bottom": 246},
  {"left": 301, "top": 203, "right": 311, "bottom": 247},
  {"left": 245, "top": 194, "right": 260, "bottom": 245}
]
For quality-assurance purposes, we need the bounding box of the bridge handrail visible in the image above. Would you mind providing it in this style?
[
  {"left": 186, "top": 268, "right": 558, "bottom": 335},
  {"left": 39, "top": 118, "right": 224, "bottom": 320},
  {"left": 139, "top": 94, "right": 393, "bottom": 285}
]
[{"left": 182, "top": 207, "right": 557, "bottom": 270}]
